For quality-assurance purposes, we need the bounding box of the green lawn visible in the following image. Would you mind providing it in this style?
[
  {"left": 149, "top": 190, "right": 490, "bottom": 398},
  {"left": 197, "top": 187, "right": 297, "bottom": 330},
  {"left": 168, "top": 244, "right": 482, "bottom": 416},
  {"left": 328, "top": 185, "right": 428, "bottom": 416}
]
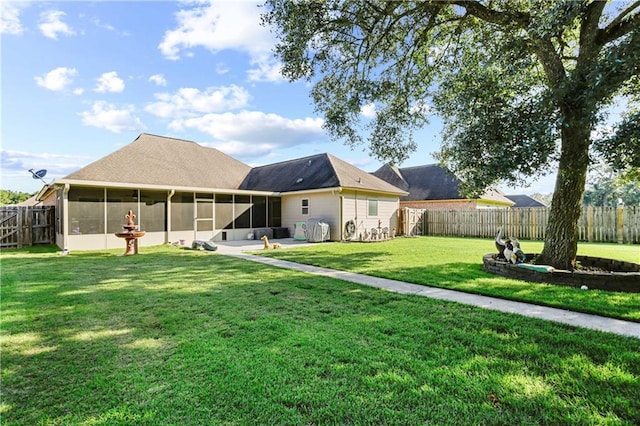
[
  {"left": 258, "top": 236, "right": 640, "bottom": 322},
  {"left": 1, "top": 244, "right": 639, "bottom": 425}
]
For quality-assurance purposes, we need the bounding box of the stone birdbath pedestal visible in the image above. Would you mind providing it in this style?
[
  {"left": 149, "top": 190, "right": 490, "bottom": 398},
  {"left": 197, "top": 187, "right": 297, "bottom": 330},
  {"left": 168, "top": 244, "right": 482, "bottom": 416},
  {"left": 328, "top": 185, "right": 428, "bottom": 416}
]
[{"left": 115, "top": 210, "right": 146, "bottom": 255}]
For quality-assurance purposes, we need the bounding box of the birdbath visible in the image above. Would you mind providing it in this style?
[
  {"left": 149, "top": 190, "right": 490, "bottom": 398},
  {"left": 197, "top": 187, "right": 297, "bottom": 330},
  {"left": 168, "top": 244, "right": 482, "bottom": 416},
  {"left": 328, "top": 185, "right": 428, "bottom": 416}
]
[{"left": 115, "top": 210, "right": 146, "bottom": 255}]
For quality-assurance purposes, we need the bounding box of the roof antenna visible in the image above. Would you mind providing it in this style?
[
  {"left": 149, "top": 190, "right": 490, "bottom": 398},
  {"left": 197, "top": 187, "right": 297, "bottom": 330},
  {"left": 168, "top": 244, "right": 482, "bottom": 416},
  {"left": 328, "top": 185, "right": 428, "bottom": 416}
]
[{"left": 28, "top": 168, "right": 49, "bottom": 185}]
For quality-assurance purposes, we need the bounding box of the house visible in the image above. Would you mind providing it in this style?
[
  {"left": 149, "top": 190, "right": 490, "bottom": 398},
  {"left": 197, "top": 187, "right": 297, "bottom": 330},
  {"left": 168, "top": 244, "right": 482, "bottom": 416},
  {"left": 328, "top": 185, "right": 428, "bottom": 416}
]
[
  {"left": 371, "top": 164, "right": 514, "bottom": 210},
  {"left": 505, "top": 194, "right": 548, "bottom": 208},
  {"left": 38, "top": 133, "right": 407, "bottom": 251}
]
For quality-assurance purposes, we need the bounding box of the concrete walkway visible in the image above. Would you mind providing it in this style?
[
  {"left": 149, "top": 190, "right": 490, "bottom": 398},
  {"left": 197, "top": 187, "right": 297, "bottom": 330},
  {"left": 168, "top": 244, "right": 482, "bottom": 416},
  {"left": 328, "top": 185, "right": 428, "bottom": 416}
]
[{"left": 215, "top": 239, "right": 640, "bottom": 339}]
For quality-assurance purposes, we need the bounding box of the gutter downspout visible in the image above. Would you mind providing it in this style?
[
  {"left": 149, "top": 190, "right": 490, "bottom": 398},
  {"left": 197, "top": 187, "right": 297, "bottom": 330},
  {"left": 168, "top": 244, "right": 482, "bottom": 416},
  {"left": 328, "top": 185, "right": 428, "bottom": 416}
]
[
  {"left": 62, "top": 184, "right": 70, "bottom": 253},
  {"left": 167, "top": 189, "right": 175, "bottom": 244}
]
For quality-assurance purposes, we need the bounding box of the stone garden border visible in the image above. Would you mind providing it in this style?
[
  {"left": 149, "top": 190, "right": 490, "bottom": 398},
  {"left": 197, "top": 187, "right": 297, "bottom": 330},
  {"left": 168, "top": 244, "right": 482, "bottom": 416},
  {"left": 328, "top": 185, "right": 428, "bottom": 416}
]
[{"left": 482, "top": 254, "right": 640, "bottom": 293}]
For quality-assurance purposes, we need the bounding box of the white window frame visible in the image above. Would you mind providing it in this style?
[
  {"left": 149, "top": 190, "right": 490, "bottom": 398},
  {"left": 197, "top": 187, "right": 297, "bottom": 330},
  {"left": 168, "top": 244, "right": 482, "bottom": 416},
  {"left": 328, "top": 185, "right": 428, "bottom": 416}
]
[{"left": 367, "top": 199, "right": 378, "bottom": 217}]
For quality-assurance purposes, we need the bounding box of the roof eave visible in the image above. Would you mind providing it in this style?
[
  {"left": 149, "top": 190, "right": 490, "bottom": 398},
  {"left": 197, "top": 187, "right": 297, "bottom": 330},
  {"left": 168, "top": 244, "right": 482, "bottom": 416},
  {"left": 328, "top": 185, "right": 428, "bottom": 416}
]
[{"left": 53, "top": 178, "right": 277, "bottom": 196}]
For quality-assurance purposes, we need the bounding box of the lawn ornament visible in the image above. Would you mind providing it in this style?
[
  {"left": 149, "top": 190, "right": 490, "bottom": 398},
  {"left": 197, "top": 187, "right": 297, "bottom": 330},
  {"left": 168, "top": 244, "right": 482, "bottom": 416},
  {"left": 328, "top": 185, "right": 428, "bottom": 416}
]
[
  {"left": 191, "top": 240, "right": 218, "bottom": 251},
  {"left": 261, "top": 235, "right": 281, "bottom": 249},
  {"left": 503, "top": 239, "right": 526, "bottom": 264},
  {"left": 114, "top": 210, "right": 146, "bottom": 255},
  {"left": 495, "top": 228, "right": 508, "bottom": 259}
]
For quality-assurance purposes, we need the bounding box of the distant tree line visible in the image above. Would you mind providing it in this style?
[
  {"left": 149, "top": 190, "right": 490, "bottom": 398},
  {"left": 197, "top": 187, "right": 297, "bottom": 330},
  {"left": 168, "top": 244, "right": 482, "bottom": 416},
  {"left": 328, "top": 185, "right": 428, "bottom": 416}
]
[
  {"left": 583, "top": 166, "right": 640, "bottom": 207},
  {"left": 0, "top": 190, "right": 35, "bottom": 206}
]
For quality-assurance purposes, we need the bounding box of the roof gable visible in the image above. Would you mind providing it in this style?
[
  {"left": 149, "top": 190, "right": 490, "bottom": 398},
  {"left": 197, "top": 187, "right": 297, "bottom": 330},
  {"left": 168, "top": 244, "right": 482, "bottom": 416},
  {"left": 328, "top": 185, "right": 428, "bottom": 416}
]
[
  {"left": 240, "top": 153, "right": 406, "bottom": 195},
  {"left": 373, "top": 163, "right": 513, "bottom": 205},
  {"left": 240, "top": 154, "right": 339, "bottom": 192},
  {"left": 63, "top": 133, "right": 252, "bottom": 189},
  {"left": 373, "top": 164, "right": 462, "bottom": 201}
]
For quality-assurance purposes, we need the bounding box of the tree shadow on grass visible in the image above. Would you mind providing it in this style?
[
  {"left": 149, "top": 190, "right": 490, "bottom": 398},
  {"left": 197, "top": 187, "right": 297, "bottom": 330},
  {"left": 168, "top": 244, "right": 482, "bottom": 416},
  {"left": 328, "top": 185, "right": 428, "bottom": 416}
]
[{"left": 2, "top": 246, "right": 640, "bottom": 424}]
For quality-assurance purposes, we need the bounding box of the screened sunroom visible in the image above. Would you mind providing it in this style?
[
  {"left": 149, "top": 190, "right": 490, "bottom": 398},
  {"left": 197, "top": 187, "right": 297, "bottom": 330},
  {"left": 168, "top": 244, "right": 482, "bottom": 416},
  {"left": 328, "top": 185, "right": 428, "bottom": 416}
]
[{"left": 56, "top": 186, "right": 281, "bottom": 251}]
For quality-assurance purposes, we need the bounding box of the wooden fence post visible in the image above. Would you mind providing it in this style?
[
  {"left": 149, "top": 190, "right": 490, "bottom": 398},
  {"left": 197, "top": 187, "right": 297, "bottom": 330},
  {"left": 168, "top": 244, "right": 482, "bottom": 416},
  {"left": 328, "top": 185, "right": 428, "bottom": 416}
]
[
  {"left": 586, "top": 205, "right": 594, "bottom": 242},
  {"left": 617, "top": 205, "right": 624, "bottom": 244}
]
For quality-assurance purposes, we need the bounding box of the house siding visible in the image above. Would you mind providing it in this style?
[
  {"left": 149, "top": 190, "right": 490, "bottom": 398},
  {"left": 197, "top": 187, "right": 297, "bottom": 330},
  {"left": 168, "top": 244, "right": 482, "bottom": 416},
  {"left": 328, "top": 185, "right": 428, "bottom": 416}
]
[
  {"left": 342, "top": 190, "right": 399, "bottom": 240},
  {"left": 282, "top": 192, "right": 340, "bottom": 240}
]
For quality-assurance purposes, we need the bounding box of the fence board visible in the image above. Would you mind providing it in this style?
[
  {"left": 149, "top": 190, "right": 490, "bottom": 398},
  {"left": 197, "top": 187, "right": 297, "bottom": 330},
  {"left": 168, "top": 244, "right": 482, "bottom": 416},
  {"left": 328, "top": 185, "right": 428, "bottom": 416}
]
[
  {"left": 404, "top": 206, "right": 639, "bottom": 244},
  {"left": 0, "top": 206, "right": 55, "bottom": 248}
]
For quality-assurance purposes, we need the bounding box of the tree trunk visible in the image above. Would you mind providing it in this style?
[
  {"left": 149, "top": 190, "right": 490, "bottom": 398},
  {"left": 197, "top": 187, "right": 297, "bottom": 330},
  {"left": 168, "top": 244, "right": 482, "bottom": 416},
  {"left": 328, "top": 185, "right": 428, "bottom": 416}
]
[{"left": 538, "top": 112, "right": 591, "bottom": 270}]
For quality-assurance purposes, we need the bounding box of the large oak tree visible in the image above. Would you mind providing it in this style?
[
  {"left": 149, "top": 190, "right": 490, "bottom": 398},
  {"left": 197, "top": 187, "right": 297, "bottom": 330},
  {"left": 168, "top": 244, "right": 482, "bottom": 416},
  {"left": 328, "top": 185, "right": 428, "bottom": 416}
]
[{"left": 262, "top": 0, "right": 639, "bottom": 269}]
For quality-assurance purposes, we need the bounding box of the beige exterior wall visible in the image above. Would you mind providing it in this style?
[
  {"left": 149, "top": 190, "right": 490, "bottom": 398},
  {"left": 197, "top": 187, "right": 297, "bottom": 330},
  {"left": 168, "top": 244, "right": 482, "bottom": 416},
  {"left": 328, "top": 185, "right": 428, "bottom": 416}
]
[
  {"left": 341, "top": 190, "right": 400, "bottom": 240},
  {"left": 282, "top": 192, "right": 340, "bottom": 240},
  {"left": 281, "top": 190, "right": 400, "bottom": 241}
]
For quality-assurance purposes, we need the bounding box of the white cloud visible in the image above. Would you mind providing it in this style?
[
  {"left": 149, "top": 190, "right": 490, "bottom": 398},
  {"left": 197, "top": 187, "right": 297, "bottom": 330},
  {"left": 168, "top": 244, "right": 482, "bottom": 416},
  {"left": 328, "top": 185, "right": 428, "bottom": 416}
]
[
  {"left": 246, "top": 53, "right": 283, "bottom": 83},
  {"left": 159, "top": 1, "right": 282, "bottom": 82},
  {"left": 148, "top": 74, "right": 167, "bottom": 86},
  {"left": 145, "top": 85, "right": 250, "bottom": 118},
  {"left": 34, "top": 67, "right": 78, "bottom": 91},
  {"left": 361, "top": 103, "right": 377, "bottom": 118},
  {"left": 80, "top": 101, "right": 144, "bottom": 133},
  {"left": 95, "top": 71, "right": 125, "bottom": 93},
  {"left": 169, "top": 110, "right": 325, "bottom": 156},
  {"left": 39, "top": 10, "right": 75, "bottom": 40},
  {"left": 1, "top": 149, "right": 91, "bottom": 178},
  {"left": 1, "top": 2, "right": 25, "bottom": 35}
]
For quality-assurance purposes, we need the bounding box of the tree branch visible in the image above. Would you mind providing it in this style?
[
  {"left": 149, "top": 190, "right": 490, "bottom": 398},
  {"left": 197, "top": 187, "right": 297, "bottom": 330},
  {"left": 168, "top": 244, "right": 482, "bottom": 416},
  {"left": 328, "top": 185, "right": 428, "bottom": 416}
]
[
  {"left": 452, "top": 0, "right": 529, "bottom": 28},
  {"left": 597, "top": 1, "right": 640, "bottom": 45}
]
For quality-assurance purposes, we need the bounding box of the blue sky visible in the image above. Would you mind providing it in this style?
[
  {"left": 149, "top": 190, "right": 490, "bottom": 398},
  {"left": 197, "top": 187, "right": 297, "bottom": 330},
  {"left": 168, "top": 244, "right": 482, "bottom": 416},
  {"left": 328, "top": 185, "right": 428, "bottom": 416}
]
[{"left": 1, "top": 0, "right": 555, "bottom": 195}]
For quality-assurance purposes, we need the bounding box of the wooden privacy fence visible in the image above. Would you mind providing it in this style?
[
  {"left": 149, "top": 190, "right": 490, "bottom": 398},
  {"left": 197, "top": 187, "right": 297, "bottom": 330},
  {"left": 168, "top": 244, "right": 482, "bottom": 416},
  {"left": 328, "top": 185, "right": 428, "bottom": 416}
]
[
  {"left": 401, "top": 206, "right": 640, "bottom": 244},
  {"left": 0, "top": 206, "right": 55, "bottom": 249}
]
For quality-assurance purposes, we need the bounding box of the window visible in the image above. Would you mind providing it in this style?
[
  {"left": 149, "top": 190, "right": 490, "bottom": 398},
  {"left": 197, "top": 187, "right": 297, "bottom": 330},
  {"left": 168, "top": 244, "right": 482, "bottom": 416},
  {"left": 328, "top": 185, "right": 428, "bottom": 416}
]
[
  {"left": 107, "top": 189, "right": 138, "bottom": 233},
  {"left": 234, "top": 195, "right": 251, "bottom": 229},
  {"left": 252, "top": 196, "right": 267, "bottom": 228},
  {"left": 68, "top": 187, "right": 105, "bottom": 234},
  {"left": 140, "top": 191, "right": 166, "bottom": 232},
  {"left": 302, "top": 199, "right": 309, "bottom": 215},
  {"left": 268, "top": 197, "right": 281, "bottom": 227},
  {"left": 215, "top": 194, "right": 233, "bottom": 230},
  {"left": 171, "top": 192, "right": 194, "bottom": 231},
  {"left": 368, "top": 199, "right": 378, "bottom": 217}
]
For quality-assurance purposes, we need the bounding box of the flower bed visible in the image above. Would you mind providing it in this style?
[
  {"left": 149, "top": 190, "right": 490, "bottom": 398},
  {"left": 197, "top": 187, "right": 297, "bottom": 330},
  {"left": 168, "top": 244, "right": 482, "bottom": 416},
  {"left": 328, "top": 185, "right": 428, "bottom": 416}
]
[{"left": 482, "top": 254, "right": 640, "bottom": 293}]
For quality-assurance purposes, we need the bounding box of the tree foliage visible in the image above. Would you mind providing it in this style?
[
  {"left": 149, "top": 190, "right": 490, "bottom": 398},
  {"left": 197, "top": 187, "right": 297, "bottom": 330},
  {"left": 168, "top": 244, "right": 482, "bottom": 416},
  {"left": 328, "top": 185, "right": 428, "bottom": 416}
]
[
  {"left": 262, "top": 0, "right": 640, "bottom": 268},
  {"left": 583, "top": 163, "right": 640, "bottom": 206},
  {"left": 263, "top": 0, "right": 638, "bottom": 188},
  {"left": 0, "top": 190, "right": 34, "bottom": 205}
]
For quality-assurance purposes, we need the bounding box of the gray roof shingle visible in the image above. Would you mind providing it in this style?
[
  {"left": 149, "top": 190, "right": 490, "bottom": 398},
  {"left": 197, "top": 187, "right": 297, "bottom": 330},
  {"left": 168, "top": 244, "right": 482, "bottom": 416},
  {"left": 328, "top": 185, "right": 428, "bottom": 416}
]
[
  {"left": 63, "top": 133, "right": 252, "bottom": 190},
  {"left": 240, "top": 153, "right": 406, "bottom": 194},
  {"left": 61, "top": 134, "right": 406, "bottom": 195},
  {"left": 505, "top": 194, "right": 547, "bottom": 208},
  {"left": 372, "top": 163, "right": 513, "bottom": 204}
]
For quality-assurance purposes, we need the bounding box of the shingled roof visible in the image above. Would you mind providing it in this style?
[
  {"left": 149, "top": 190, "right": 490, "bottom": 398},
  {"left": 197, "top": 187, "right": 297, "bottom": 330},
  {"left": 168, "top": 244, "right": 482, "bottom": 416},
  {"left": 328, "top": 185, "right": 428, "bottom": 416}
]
[
  {"left": 62, "top": 133, "right": 252, "bottom": 190},
  {"left": 505, "top": 194, "right": 548, "bottom": 208},
  {"left": 240, "top": 153, "right": 407, "bottom": 195},
  {"left": 372, "top": 163, "right": 513, "bottom": 204},
  {"left": 60, "top": 134, "right": 406, "bottom": 195}
]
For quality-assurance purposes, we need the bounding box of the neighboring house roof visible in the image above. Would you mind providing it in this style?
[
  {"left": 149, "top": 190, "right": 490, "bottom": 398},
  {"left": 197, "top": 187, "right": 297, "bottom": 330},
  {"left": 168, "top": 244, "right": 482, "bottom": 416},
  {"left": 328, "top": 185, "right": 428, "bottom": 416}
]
[
  {"left": 372, "top": 163, "right": 514, "bottom": 205},
  {"left": 61, "top": 133, "right": 252, "bottom": 190},
  {"left": 57, "top": 134, "right": 407, "bottom": 196},
  {"left": 240, "top": 153, "right": 407, "bottom": 195},
  {"left": 15, "top": 195, "right": 41, "bottom": 206},
  {"left": 506, "top": 194, "right": 548, "bottom": 208}
]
